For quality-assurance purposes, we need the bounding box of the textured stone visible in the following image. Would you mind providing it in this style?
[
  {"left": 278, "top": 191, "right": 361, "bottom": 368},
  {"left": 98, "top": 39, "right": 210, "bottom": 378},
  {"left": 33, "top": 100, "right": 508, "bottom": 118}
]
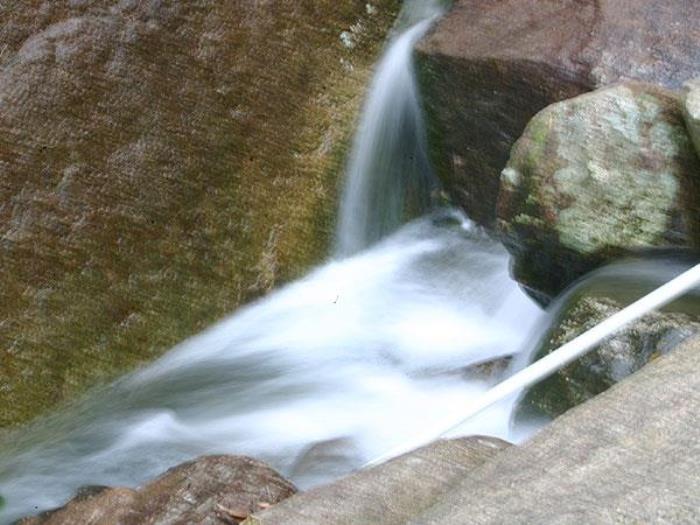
[
  {"left": 415, "top": 0, "right": 700, "bottom": 227},
  {"left": 683, "top": 78, "right": 700, "bottom": 157},
  {"left": 19, "top": 455, "right": 296, "bottom": 525},
  {"left": 413, "top": 335, "right": 700, "bottom": 524},
  {"left": 521, "top": 293, "right": 700, "bottom": 418},
  {"left": 497, "top": 82, "right": 700, "bottom": 300},
  {"left": 244, "top": 437, "right": 509, "bottom": 525},
  {"left": 0, "top": 0, "right": 399, "bottom": 427}
]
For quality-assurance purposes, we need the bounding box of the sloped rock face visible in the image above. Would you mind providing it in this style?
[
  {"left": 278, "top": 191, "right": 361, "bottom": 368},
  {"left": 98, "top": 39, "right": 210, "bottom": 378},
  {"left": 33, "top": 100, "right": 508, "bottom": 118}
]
[
  {"left": 19, "top": 455, "right": 297, "bottom": 524},
  {"left": 415, "top": 0, "right": 700, "bottom": 227},
  {"left": 244, "top": 437, "right": 509, "bottom": 525},
  {"left": 520, "top": 293, "right": 700, "bottom": 418},
  {"left": 0, "top": 0, "right": 399, "bottom": 427},
  {"left": 414, "top": 336, "right": 700, "bottom": 524},
  {"left": 497, "top": 83, "right": 700, "bottom": 300}
]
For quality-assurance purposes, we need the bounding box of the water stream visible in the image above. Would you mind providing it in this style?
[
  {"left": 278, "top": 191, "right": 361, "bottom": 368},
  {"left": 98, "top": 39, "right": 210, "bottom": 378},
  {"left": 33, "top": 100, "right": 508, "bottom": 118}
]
[{"left": 0, "top": 3, "right": 547, "bottom": 521}]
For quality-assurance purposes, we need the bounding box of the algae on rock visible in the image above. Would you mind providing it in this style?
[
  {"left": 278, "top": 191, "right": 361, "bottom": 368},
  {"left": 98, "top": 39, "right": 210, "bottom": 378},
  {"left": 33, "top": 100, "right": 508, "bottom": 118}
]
[
  {"left": 497, "top": 82, "right": 700, "bottom": 301},
  {"left": 683, "top": 78, "right": 700, "bottom": 157},
  {"left": 0, "top": 0, "right": 400, "bottom": 427}
]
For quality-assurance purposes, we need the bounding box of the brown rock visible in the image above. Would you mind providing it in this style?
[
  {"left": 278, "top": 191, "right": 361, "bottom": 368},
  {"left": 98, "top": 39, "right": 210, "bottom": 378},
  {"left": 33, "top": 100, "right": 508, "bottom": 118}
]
[
  {"left": 415, "top": 0, "right": 700, "bottom": 227},
  {"left": 0, "top": 0, "right": 400, "bottom": 427},
  {"left": 20, "top": 455, "right": 297, "bottom": 525}
]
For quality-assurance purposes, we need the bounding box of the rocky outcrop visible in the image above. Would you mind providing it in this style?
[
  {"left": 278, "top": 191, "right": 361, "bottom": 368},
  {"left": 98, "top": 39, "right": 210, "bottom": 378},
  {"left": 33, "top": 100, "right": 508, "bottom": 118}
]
[
  {"left": 244, "top": 437, "right": 510, "bottom": 525},
  {"left": 20, "top": 455, "right": 296, "bottom": 524},
  {"left": 0, "top": 0, "right": 399, "bottom": 427},
  {"left": 415, "top": 0, "right": 700, "bottom": 227},
  {"left": 684, "top": 78, "right": 700, "bottom": 156},
  {"left": 497, "top": 82, "right": 700, "bottom": 300},
  {"left": 412, "top": 335, "right": 700, "bottom": 524},
  {"left": 520, "top": 292, "right": 700, "bottom": 418}
]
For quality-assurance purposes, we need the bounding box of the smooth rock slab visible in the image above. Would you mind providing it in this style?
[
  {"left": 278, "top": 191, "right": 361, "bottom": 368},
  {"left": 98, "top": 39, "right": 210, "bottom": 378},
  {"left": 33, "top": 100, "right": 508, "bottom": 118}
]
[
  {"left": 19, "top": 455, "right": 297, "bottom": 525},
  {"left": 413, "top": 335, "right": 700, "bottom": 524},
  {"left": 497, "top": 82, "right": 700, "bottom": 300},
  {"left": 244, "top": 436, "right": 510, "bottom": 525}
]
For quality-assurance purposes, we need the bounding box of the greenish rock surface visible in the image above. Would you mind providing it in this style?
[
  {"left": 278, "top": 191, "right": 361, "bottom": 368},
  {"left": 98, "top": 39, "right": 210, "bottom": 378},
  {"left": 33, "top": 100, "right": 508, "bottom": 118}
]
[
  {"left": 520, "top": 292, "right": 700, "bottom": 419},
  {"left": 683, "top": 78, "right": 700, "bottom": 157},
  {"left": 497, "top": 82, "right": 700, "bottom": 300},
  {"left": 0, "top": 0, "right": 399, "bottom": 428},
  {"left": 415, "top": 0, "right": 700, "bottom": 228}
]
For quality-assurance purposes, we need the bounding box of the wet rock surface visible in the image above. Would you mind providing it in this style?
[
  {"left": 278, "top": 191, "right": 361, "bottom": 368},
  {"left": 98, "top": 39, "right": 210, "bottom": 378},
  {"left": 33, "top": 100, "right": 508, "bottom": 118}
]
[
  {"left": 415, "top": 0, "right": 700, "bottom": 227},
  {"left": 0, "top": 0, "right": 399, "bottom": 427},
  {"left": 520, "top": 293, "right": 700, "bottom": 418},
  {"left": 497, "top": 82, "right": 700, "bottom": 300},
  {"left": 19, "top": 455, "right": 297, "bottom": 525}
]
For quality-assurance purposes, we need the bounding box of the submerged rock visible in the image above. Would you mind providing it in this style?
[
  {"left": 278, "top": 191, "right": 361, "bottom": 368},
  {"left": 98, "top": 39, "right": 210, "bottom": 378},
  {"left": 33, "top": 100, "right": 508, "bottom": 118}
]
[
  {"left": 684, "top": 78, "right": 700, "bottom": 157},
  {"left": 415, "top": 0, "right": 700, "bottom": 227},
  {"left": 497, "top": 82, "right": 700, "bottom": 300},
  {"left": 0, "top": 0, "right": 399, "bottom": 427},
  {"left": 520, "top": 292, "right": 700, "bottom": 419},
  {"left": 19, "top": 455, "right": 296, "bottom": 524}
]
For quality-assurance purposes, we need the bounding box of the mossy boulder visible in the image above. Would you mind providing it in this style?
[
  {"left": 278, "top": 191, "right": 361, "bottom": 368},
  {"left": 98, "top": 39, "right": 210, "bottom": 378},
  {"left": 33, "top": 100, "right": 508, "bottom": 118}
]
[
  {"left": 684, "top": 78, "right": 700, "bottom": 157},
  {"left": 0, "top": 0, "right": 400, "bottom": 428},
  {"left": 415, "top": 0, "right": 700, "bottom": 227},
  {"left": 520, "top": 288, "right": 700, "bottom": 419},
  {"left": 497, "top": 82, "right": 700, "bottom": 301}
]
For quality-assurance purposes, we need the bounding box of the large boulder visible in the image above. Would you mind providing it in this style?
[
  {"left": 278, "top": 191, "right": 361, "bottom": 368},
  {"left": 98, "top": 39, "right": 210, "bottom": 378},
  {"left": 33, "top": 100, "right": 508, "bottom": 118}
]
[
  {"left": 497, "top": 82, "right": 700, "bottom": 300},
  {"left": 684, "top": 78, "right": 700, "bottom": 156},
  {"left": 0, "top": 1, "right": 399, "bottom": 427},
  {"left": 415, "top": 0, "right": 700, "bottom": 227},
  {"left": 19, "top": 455, "right": 297, "bottom": 524}
]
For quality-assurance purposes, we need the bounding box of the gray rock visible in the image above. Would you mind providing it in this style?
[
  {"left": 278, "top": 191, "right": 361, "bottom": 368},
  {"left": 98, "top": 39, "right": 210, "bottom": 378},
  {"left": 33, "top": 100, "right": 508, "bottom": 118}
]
[
  {"left": 520, "top": 293, "right": 700, "bottom": 418},
  {"left": 415, "top": 0, "right": 700, "bottom": 228},
  {"left": 19, "top": 455, "right": 297, "bottom": 525},
  {"left": 244, "top": 436, "right": 510, "bottom": 525},
  {"left": 683, "top": 78, "right": 700, "bottom": 157},
  {"left": 497, "top": 82, "right": 700, "bottom": 300},
  {"left": 413, "top": 335, "right": 700, "bottom": 524}
]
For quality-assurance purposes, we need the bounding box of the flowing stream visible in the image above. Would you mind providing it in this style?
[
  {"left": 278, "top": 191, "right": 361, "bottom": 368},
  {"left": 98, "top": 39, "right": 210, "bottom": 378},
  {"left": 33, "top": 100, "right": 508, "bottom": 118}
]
[{"left": 0, "top": 2, "right": 547, "bottom": 522}]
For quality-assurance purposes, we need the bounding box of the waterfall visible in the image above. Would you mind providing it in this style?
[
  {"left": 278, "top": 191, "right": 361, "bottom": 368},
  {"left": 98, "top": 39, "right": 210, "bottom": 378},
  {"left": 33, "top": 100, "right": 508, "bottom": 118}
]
[
  {"left": 0, "top": 3, "right": 545, "bottom": 522},
  {"left": 335, "top": 2, "right": 441, "bottom": 257}
]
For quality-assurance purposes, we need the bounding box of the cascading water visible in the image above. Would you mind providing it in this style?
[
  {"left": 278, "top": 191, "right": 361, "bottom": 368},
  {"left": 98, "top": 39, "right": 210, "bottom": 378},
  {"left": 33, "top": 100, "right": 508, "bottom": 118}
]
[
  {"left": 335, "top": 1, "right": 441, "bottom": 257},
  {"left": 0, "top": 3, "right": 545, "bottom": 522}
]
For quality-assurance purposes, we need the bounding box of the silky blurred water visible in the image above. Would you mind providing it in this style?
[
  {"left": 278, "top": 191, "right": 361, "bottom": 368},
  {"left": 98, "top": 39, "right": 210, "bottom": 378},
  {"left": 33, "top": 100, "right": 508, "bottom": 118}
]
[{"left": 0, "top": 2, "right": 549, "bottom": 521}]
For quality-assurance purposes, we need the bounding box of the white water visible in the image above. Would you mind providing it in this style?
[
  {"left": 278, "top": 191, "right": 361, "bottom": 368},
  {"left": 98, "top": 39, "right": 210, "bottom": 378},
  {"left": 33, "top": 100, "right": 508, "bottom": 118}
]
[
  {"left": 335, "top": 3, "right": 440, "bottom": 256},
  {"left": 0, "top": 3, "right": 546, "bottom": 522},
  {"left": 0, "top": 212, "right": 543, "bottom": 522}
]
